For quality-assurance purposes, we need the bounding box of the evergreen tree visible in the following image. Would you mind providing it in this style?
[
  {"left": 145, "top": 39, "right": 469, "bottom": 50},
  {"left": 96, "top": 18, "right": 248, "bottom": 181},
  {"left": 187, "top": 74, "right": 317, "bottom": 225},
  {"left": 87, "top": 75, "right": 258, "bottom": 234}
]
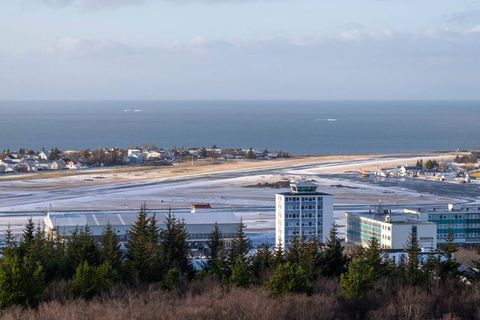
[
  {"left": 3, "top": 225, "right": 16, "bottom": 256},
  {"left": 272, "top": 244, "right": 285, "bottom": 267},
  {"left": 438, "top": 232, "right": 460, "bottom": 279},
  {"left": 20, "top": 217, "right": 36, "bottom": 254},
  {"left": 340, "top": 255, "right": 376, "bottom": 300},
  {"left": 207, "top": 223, "right": 226, "bottom": 278},
  {"left": 404, "top": 231, "right": 423, "bottom": 286},
  {"left": 125, "top": 204, "right": 159, "bottom": 284},
  {"left": 299, "top": 237, "right": 322, "bottom": 279},
  {"left": 320, "top": 225, "right": 348, "bottom": 277},
  {"left": 0, "top": 255, "right": 45, "bottom": 308},
  {"left": 362, "top": 237, "right": 389, "bottom": 277},
  {"left": 66, "top": 226, "right": 101, "bottom": 276},
  {"left": 67, "top": 261, "right": 112, "bottom": 300},
  {"left": 101, "top": 224, "right": 123, "bottom": 274},
  {"left": 251, "top": 244, "right": 274, "bottom": 281},
  {"left": 285, "top": 236, "right": 302, "bottom": 266},
  {"left": 267, "top": 262, "right": 310, "bottom": 297},
  {"left": 230, "top": 256, "right": 252, "bottom": 287},
  {"left": 160, "top": 211, "right": 193, "bottom": 280},
  {"left": 229, "top": 219, "right": 250, "bottom": 263}
]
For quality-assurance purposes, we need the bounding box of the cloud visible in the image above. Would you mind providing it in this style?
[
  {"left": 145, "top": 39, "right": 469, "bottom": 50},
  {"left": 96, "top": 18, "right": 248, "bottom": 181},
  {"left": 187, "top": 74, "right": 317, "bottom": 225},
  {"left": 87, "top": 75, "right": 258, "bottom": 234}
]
[
  {"left": 471, "top": 25, "right": 480, "bottom": 33},
  {"left": 3, "top": 28, "right": 480, "bottom": 100}
]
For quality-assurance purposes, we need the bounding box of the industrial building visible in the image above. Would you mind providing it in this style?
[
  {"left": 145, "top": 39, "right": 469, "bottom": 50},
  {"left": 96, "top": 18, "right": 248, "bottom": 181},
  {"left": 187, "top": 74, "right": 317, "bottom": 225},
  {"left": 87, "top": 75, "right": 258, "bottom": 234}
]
[
  {"left": 345, "top": 209, "right": 437, "bottom": 251},
  {"left": 275, "top": 181, "right": 334, "bottom": 249},
  {"left": 43, "top": 206, "right": 241, "bottom": 252}
]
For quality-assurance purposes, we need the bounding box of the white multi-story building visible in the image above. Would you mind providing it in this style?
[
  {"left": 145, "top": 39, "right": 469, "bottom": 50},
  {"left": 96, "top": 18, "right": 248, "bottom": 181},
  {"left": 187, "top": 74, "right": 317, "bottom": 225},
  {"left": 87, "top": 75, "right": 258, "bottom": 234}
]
[
  {"left": 275, "top": 181, "right": 333, "bottom": 249},
  {"left": 345, "top": 210, "right": 437, "bottom": 251}
]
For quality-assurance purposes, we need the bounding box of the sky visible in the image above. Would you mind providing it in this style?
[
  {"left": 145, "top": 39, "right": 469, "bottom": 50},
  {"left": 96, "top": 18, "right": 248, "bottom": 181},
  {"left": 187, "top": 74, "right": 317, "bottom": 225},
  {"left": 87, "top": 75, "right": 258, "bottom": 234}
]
[{"left": 1, "top": 0, "right": 480, "bottom": 100}]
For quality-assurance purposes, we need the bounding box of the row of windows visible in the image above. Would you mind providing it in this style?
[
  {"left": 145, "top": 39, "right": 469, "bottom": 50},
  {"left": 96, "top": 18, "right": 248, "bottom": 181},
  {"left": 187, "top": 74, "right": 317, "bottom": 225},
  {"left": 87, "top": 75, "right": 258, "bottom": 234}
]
[
  {"left": 287, "top": 230, "right": 320, "bottom": 236},
  {"left": 437, "top": 224, "right": 466, "bottom": 229},
  {"left": 287, "top": 221, "right": 322, "bottom": 227},
  {"left": 287, "top": 205, "right": 322, "bottom": 210},
  {"left": 189, "top": 233, "right": 236, "bottom": 240},
  {"left": 287, "top": 213, "right": 322, "bottom": 219},
  {"left": 381, "top": 234, "right": 391, "bottom": 241},
  {"left": 285, "top": 197, "right": 322, "bottom": 202}
]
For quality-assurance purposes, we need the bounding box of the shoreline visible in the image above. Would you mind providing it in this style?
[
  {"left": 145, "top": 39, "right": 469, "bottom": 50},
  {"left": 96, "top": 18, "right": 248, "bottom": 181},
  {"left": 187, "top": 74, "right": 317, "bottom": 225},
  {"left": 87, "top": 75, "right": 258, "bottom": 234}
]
[{"left": 0, "top": 151, "right": 458, "bottom": 183}]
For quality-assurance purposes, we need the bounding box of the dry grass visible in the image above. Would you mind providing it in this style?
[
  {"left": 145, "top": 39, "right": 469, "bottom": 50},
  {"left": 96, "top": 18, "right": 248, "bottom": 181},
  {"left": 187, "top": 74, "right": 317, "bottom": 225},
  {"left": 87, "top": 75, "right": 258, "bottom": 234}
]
[{"left": 4, "top": 276, "right": 480, "bottom": 320}]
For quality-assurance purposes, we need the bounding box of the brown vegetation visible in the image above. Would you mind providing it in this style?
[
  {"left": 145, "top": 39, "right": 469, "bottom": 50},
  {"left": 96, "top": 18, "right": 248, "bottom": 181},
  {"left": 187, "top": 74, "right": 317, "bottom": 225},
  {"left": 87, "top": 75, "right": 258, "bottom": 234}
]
[{"left": 3, "top": 277, "right": 480, "bottom": 320}]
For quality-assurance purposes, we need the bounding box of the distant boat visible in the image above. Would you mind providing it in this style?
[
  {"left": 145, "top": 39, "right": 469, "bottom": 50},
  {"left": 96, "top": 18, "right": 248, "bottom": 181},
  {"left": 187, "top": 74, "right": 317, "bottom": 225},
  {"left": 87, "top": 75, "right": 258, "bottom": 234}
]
[
  {"left": 327, "top": 118, "right": 337, "bottom": 122},
  {"left": 133, "top": 109, "right": 142, "bottom": 112},
  {"left": 124, "top": 109, "right": 131, "bottom": 112}
]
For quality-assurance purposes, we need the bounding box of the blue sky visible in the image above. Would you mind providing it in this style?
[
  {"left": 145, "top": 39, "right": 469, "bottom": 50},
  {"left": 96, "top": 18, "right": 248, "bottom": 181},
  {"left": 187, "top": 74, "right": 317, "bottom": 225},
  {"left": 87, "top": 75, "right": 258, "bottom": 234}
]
[{"left": 1, "top": 0, "right": 480, "bottom": 100}]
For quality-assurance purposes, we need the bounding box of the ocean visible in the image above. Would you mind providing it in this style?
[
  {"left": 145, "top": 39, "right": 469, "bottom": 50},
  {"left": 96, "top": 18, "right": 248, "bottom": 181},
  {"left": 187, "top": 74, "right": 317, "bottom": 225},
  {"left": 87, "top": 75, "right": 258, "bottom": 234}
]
[{"left": 0, "top": 100, "right": 479, "bottom": 154}]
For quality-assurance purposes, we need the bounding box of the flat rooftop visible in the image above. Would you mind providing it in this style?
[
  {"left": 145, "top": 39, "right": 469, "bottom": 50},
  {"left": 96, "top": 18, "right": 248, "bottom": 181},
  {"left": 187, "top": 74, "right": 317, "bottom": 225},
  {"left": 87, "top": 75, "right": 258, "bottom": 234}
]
[
  {"left": 347, "top": 211, "right": 434, "bottom": 225},
  {"left": 277, "top": 191, "right": 332, "bottom": 196},
  {"left": 46, "top": 210, "right": 240, "bottom": 228}
]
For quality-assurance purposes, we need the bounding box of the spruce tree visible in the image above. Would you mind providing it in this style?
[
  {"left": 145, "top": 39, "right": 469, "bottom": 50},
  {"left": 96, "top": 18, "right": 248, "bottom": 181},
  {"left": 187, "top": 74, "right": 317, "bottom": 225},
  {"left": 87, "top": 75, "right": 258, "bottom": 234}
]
[
  {"left": 207, "top": 223, "right": 225, "bottom": 277},
  {"left": 229, "top": 219, "right": 250, "bottom": 264},
  {"left": 267, "top": 262, "right": 310, "bottom": 297},
  {"left": 3, "top": 225, "right": 16, "bottom": 256},
  {"left": 0, "top": 255, "right": 45, "bottom": 308},
  {"left": 66, "top": 226, "right": 101, "bottom": 276},
  {"left": 251, "top": 244, "right": 274, "bottom": 281},
  {"left": 272, "top": 244, "right": 285, "bottom": 267},
  {"left": 160, "top": 211, "right": 193, "bottom": 279},
  {"left": 320, "top": 224, "right": 348, "bottom": 277},
  {"left": 340, "top": 255, "right": 376, "bottom": 300},
  {"left": 125, "top": 204, "right": 156, "bottom": 284},
  {"left": 404, "top": 231, "right": 423, "bottom": 286},
  {"left": 20, "top": 217, "right": 36, "bottom": 253},
  {"left": 101, "top": 224, "right": 123, "bottom": 274},
  {"left": 438, "top": 232, "right": 459, "bottom": 279}
]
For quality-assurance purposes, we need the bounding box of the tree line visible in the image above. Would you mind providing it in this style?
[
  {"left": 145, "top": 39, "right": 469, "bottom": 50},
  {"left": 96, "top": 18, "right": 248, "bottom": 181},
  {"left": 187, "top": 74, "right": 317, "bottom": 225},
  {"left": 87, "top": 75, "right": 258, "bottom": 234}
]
[{"left": 0, "top": 205, "right": 476, "bottom": 319}]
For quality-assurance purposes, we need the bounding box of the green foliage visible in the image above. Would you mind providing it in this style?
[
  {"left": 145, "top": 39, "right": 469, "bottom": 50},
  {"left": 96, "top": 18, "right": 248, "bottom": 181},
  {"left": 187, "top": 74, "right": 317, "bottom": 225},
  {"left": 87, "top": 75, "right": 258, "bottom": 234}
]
[
  {"left": 125, "top": 204, "right": 162, "bottom": 285},
  {"left": 229, "top": 220, "right": 251, "bottom": 265},
  {"left": 67, "top": 261, "right": 112, "bottom": 300},
  {"left": 403, "top": 231, "right": 423, "bottom": 286},
  {"left": 438, "top": 233, "right": 460, "bottom": 279},
  {"left": 341, "top": 238, "right": 387, "bottom": 300},
  {"left": 286, "top": 236, "right": 322, "bottom": 280},
  {"left": 0, "top": 255, "right": 45, "bottom": 309},
  {"left": 320, "top": 225, "right": 348, "bottom": 277},
  {"left": 230, "top": 256, "right": 252, "bottom": 287},
  {"left": 3, "top": 225, "right": 16, "bottom": 256},
  {"left": 101, "top": 223, "right": 123, "bottom": 274},
  {"left": 160, "top": 211, "right": 194, "bottom": 280},
  {"left": 340, "top": 256, "right": 376, "bottom": 300},
  {"left": 251, "top": 244, "right": 274, "bottom": 281},
  {"left": 424, "top": 159, "right": 439, "bottom": 170},
  {"left": 207, "top": 223, "right": 227, "bottom": 280},
  {"left": 162, "top": 267, "right": 182, "bottom": 291},
  {"left": 66, "top": 226, "right": 101, "bottom": 275},
  {"left": 266, "top": 262, "right": 311, "bottom": 297}
]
